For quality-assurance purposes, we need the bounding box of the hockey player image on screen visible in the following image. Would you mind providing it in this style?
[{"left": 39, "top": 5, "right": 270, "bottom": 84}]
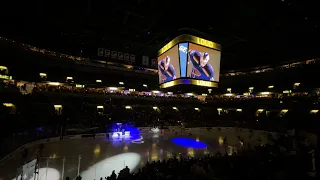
[
  {"left": 158, "top": 56, "right": 176, "bottom": 83},
  {"left": 188, "top": 49, "right": 214, "bottom": 81}
]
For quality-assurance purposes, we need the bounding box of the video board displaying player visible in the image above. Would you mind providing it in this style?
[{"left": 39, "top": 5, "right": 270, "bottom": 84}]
[
  {"left": 187, "top": 43, "right": 221, "bottom": 82},
  {"left": 158, "top": 56, "right": 176, "bottom": 83},
  {"left": 158, "top": 45, "right": 180, "bottom": 83}
]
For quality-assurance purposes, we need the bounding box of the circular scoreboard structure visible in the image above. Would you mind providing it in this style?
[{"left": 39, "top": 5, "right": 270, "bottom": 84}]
[{"left": 157, "top": 34, "right": 221, "bottom": 89}]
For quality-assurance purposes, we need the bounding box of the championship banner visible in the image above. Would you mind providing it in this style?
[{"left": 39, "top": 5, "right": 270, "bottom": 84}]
[
  {"left": 124, "top": 53, "right": 130, "bottom": 61},
  {"left": 104, "top": 49, "right": 110, "bottom": 57},
  {"left": 111, "top": 51, "right": 117, "bottom": 59},
  {"left": 118, "top": 52, "right": 124, "bottom": 60},
  {"left": 142, "top": 56, "right": 149, "bottom": 66},
  {"left": 97, "top": 48, "right": 104, "bottom": 56},
  {"left": 130, "top": 54, "right": 136, "bottom": 63}
]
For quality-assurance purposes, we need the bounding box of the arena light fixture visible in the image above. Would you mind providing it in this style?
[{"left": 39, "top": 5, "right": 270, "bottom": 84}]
[
  {"left": 49, "top": 153, "right": 57, "bottom": 159},
  {"left": 281, "top": 109, "right": 288, "bottom": 113},
  {"left": 0, "top": 66, "right": 8, "bottom": 70},
  {"left": 224, "top": 93, "right": 233, "bottom": 96},
  {"left": 310, "top": 110, "right": 319, "bottom": 114},
  {"left": 109, "top": 87, "right": 118, "bottom": 90},
  {"left": 294, "top": 82, "right": 300, "bottom": 86},
  {"left": 202, "top": 93, "right": 207, "bottom": 96},
  {"left": 47, "top": 82, "right": 60, "bottom": 86},
  {"left": 66, "top": 77, "right": 73, "bottom": 80},
  {"left": 76, "top": 84, "right": 84, "bottom": 88},
  {"left": 152, "top": 90, "right": 160, "bottom": 93},
  {"left": 94, "top": 144, "right": 101, "bottom": 154},
  {"left": 257, "top": 109, "right": 264, "bottom": 112},
  {"left": 143, "top": 84, "right": 148, "bottom": 87},
  {"left": 119, "top": 82, "right": 124, "bottom": 85},
  {"left": 96, "top": 79, "right": 102, "bottom": 83},
  {"left": 0, "top": 74, "right": 12, "bottom": 80},
  {"left": 125, "top": 106, "right": 132, "bottom": 109},
  {"left": 260, "top": 92, "right": 271, "bottom": 95},
  {"left": 153, "top": 106, "right": 158, "bottom": 110},
  {"left": 3, "top": 103, "right": 14, "bottom": 107},
  {"left": 218, "top": 136, "right": 224, "bottom": 145},
  {"left": 53, "top": 105, "right": 62, "bottom": 108},
  {"left": 172, "top": 107, "right": 177, "bottom": 110},
  {"left": 268, "top": 85, "right": 274, "bottom": 89},
  {"left": 236, "top": 109, "right": 242, "bottom": 112},
  {"left": 283, "top": 90, "right": 291, "bottom": 94},
  {"left": 97, "top": 105, "right": 104, "bottom": 109},
  {"left": 39, "top": 73, "right": 47, "bottom": 78},
  {"left": 194, "top": 108, "right": 199, "bottom": 111},
  {"left": 217, "top": 108, "right": 222, "bottom": 111}
]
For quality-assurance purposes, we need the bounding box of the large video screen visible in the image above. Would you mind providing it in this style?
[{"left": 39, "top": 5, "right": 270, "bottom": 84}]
[
  {"left": 157, "top": 45, "right": 180, "bottom": 83},
  {"left": 157, "top": 35, "right": 221, "bottom": 87},
  {"left": 186, "top": 43, "right": 221, "bottom": 82}
]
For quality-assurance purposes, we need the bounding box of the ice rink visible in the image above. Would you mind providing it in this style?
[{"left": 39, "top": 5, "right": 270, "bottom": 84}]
[{"left": 0, "top": 130, "right": 266, "bottom": 180}]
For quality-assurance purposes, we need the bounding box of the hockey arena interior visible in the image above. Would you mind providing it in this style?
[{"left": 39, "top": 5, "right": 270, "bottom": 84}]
[{"left": 0, "top": 1, "right": 320, "bottom": 180}]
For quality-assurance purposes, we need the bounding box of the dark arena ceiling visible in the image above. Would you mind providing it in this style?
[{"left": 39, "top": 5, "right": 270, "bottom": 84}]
[{"left": 1, "top": 0, "right": 319, "bottom": 71}]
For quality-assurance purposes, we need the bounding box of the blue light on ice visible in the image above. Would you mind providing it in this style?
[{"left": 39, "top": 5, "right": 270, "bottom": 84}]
[{"left": 172, "top": 138, "right": 207, "bottom": 148}]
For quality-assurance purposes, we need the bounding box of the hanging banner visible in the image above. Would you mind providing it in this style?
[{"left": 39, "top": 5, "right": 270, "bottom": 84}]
[
  {"left": 104, "top": 49, "right": 110, "bottom": 57},
  {"left": 142, "top": 56, "right": 149, "bottom": 66},
  {"left": 111, "top": 51, "right": 117, "bottom": 59},
  {"left": 97, "top": 48, "right": 104, "bottom": 56},
  {"left": 124, "top": 53, "right": 130, "bottom": 61},
  {"left": 130, "top": 54, "right": 136, "bottom": 63},
  {"left": 118, "top": 52, "right": 124, "bottom": 60}
]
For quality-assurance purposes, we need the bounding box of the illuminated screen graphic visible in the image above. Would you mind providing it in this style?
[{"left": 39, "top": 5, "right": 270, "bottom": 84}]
[
  {"left": 178, "top": 43, "right": 188, "bottom": 77},
  {"left": 172, "top": 137, "right": 207, "bottom": 149},
  {"left": 157, "top": 34, "right": 221, "bottom": 87},
  {"left": 187, "top": 43, "right": 221, "bottom": 82},
  {"left": 157, "top": 45, "right": 180, "bottom": 83}
]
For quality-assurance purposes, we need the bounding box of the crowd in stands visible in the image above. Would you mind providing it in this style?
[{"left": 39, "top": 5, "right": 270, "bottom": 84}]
[
  {"left": 0, "top": 75, "right": 319, "bottom": 179},
  {"left": 0, "top": 79, "right": 319, "bottom": 159},
  {"left": 0, "top": 33, "right": 319, "bottom": 179}
]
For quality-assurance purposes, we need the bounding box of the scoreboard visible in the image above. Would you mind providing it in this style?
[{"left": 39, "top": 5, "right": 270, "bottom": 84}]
[{"left": 157, "top": 34, "right": 221, "bottom": 88}]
